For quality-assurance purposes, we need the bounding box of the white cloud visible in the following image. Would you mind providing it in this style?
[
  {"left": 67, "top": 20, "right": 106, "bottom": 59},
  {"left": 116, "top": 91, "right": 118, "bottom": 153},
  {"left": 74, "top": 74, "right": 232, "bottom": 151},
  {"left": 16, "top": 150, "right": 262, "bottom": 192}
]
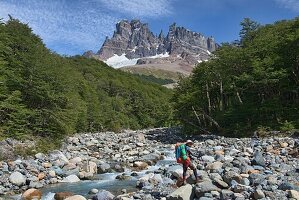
[
  {"left": 0, "top": 0, "right": 174, "bottom": 55},
  {"left": 0, "top": 1, "right": 118, "bottom": 55},
  {"left": 96, "top": 0, "right": 173, "bottom": 18},
  {"left": 275, "top": 0, "right": 299, "bottom": 12}
]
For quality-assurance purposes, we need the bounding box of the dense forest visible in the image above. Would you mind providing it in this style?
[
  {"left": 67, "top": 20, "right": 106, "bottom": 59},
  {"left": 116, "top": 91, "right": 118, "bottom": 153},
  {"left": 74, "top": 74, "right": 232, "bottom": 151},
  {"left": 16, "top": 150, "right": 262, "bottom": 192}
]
[
  {"left": 1, "top": 17, "right": 298, "bottom": 145},
  {"left": 0, "top": 18, "right": 174, "bottom": 142},
  {"left": 173, "top": 18, "right": 299, "bottom": 136}
]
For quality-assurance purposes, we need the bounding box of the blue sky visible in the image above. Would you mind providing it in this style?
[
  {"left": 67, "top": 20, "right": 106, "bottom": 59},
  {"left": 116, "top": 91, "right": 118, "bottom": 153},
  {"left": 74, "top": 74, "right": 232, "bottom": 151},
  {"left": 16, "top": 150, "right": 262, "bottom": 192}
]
[{"left": 0, "top": 0, "right": 298, "bottom": 55}]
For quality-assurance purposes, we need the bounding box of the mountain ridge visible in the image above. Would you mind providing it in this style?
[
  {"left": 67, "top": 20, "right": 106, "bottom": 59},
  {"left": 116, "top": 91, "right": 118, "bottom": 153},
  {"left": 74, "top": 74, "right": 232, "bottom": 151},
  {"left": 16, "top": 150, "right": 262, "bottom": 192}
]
[{"left": 84, "top": 19, "right": 219, "bottom": 75}]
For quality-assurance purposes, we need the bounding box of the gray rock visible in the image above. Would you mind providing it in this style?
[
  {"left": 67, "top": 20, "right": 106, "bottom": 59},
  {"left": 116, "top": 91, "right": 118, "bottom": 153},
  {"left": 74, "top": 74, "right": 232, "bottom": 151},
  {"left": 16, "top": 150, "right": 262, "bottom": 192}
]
[
  {"left": 279, "top": 182, "right": 299, "bottom": 191},
  {"left": 49, "top": 150, "right": 69, "bottom": 163},
  {"left": 240, "top": 178, "right": 250, "bottom": 186},
  {"left": 35, "top": 153, "right": 45, "bottom": 160},
  {"left": 205, "top": 161, "right": 223, "bottom": 170},
  {"left": 194, "top": 181, "right": 221, "bottom": 197},
  {"left": 89, "top": 189, "right": 99, "bottom": 194},
  {"left": 61, "top": 175, "right": 80, "bottom": 183},
  {"left": 199, "top": 197, "right": 213, "bottom": 200},
  {"left": 92, "top": 190, "right": 115, "bottom": 200},
  {"left": 9, "top": 172, "right": 26, "bottom": 186},
  {"left": 288, "top": 190, "right": 299, "bottom": 199},
  {"left": 253, "top": 189, "right": 265, "bottom": 199},
  {"left": 220, "top": 190, "right": 234, "bottom": 200},
  {"left": 64, "top": 167, "right": 80, "bottom": 177},
  {"left": 213, "top": 179, "right": 229, "bottom": 189},
  {"left": 251, "top": 151, "right": 266, "bottom": 167},
  {"left": 223, "top": 171, "right": 242, "bottom": 185},
  {"left": 166, "top": 184, "right": 193, "bottom": 200},
  {"left": 65, "top": 195, "right": 86, "bottom": 200},
  {"left": 29, "top": 181, "right": 43, "bottom": 188},
  {"left": 201, "top": 156, "right": 215, "bottom": 163},
  {"left": 249, "top": 173, "right": 266, "bottom": 186},
  {"left": 98, "top": 163, "right": 111, "bottom": 174},
  {"left": 51, "top": 166, "right": 64, "bottom": 176}
]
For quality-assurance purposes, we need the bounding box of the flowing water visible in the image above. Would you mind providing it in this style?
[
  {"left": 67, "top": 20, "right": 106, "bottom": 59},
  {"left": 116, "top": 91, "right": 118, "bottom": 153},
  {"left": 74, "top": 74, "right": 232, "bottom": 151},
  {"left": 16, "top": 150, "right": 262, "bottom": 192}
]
[{"left": 6, "top": 149, "right": 177, "bottom": 200}]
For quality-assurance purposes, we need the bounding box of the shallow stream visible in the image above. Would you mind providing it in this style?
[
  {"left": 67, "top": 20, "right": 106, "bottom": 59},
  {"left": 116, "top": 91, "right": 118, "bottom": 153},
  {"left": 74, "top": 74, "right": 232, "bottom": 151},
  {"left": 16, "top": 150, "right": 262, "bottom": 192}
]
[{"left": 7, "top": 149, "right": 176, "bottom": 200}]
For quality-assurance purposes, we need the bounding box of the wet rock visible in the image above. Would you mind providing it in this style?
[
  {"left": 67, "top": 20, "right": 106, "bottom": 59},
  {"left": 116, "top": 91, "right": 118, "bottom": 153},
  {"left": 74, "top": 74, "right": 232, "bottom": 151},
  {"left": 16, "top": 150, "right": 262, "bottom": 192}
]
[
  {"left": 116, "top": 174, "right": 131, "bottom": 181},
  {"left": 89, "top": 189, "right": 99, "bottom": 194},
  {"left": 54, "top": 192, "right": 74, "bottom": 200}
]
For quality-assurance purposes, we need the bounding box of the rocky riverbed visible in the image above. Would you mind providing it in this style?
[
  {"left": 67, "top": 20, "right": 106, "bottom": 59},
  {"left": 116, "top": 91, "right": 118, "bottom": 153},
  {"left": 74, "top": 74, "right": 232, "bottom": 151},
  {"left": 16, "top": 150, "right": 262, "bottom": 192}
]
[{"left": 0, "top": 128, "right": 299, "bottom": 200}]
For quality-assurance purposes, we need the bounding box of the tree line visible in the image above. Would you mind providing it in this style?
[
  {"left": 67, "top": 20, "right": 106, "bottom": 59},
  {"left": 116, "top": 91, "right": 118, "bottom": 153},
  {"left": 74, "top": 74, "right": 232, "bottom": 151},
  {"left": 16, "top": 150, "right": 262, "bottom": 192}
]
[
  {"left": 0, "top": 18, "right": 174, "bottom": 141},
  {"left": 173, "top": 18, "right": 299, "bottom": 136}
]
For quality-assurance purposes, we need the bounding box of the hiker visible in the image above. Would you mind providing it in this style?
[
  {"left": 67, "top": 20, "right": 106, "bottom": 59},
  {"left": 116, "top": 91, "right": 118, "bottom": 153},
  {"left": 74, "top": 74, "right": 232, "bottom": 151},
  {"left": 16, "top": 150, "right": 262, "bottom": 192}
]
[{"left": 176, "top": 139, "right": 199, "bottom": 184}]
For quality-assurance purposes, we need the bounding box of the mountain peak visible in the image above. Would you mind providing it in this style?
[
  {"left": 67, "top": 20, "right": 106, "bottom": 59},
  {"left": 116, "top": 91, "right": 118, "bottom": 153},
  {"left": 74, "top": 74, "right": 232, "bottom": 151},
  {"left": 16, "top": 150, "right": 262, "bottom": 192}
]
[{"left": 85, "top": 19, "right": 218, "bottom": 71}]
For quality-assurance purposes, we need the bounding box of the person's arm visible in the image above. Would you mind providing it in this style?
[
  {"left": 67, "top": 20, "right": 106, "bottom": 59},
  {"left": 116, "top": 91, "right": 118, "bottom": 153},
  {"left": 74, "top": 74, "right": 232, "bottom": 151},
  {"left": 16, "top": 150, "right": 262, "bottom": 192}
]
[{"left": 186, "top": 146, "right": 195, "bottom": 159}]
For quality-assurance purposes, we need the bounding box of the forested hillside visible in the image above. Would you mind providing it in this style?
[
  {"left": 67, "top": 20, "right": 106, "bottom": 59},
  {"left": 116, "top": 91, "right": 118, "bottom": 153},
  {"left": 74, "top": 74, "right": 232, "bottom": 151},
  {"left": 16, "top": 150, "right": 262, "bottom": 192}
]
[
  {"left": 0, "top": 18, "right": 173, "bottom": 141},
  {"left": 173, "top": 18, "right": 299, "bottom": 136}
]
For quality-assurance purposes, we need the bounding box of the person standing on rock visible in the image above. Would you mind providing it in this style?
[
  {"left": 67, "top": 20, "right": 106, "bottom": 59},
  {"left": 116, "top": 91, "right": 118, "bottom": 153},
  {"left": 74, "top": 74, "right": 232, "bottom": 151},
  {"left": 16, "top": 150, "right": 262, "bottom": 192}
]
[{"left": 181, "top": 140, "right": 199, "bottom": 184}]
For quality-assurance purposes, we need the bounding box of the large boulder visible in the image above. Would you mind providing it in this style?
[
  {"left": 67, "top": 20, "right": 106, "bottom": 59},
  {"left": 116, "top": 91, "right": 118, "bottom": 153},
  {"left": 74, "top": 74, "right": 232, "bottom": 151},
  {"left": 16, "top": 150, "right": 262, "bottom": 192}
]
[
  {"left": 22, "top": 188, "right": 42, "bottom": 200},
  {"left": 54, "top": 192, "right": 74, "bottom": 200},
  {"left": 166, "top": 184, "right": 193, "bottom": 200},
  {"left": 194, "top": 181, "right": 221, "bottom": 197},
  {"left": 9, "top": 172, "right": 26, "bottom": 186}
]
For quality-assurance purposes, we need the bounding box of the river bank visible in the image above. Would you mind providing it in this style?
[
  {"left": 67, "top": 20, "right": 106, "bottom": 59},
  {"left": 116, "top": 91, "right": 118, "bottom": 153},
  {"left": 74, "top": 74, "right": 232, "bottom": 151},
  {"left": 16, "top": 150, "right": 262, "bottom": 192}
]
[{"left": 1, "top": 128, "right": 299, "bottom": 199}]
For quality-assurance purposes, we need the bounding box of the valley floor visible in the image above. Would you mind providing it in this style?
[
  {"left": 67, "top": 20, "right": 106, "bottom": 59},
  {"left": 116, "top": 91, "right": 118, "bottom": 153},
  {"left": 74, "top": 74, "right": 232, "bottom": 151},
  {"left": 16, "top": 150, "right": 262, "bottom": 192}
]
[{"left": 0, "top": 128, "right": 299, "bottom": 199}]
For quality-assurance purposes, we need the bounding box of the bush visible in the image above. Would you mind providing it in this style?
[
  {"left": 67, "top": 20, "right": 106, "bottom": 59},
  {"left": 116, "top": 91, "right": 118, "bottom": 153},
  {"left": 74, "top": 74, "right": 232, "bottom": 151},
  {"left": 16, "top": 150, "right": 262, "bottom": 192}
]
[{"left": 280, "top": 120, "right": 295, "bottom": 132}]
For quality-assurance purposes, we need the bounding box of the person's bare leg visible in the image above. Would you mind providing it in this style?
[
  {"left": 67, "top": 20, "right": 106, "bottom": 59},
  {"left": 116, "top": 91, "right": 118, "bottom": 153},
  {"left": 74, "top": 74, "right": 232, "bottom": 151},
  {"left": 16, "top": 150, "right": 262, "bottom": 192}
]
[{"left": 183, "top": 164, "right": 188, "bottom": 185}]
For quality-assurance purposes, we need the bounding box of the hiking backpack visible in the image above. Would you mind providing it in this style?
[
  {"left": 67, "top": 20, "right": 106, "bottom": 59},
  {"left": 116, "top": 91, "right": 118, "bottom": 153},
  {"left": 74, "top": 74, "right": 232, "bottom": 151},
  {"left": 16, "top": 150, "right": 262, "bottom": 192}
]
[{"left": 175, "top": 143, "right": 187, "bottom": 163}]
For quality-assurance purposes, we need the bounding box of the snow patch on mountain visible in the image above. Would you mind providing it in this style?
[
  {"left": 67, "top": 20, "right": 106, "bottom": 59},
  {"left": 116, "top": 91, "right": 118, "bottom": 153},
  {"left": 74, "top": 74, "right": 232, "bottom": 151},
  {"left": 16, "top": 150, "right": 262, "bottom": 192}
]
[{"left": 105, "top": 54, "right": 139, "bottom": 68}]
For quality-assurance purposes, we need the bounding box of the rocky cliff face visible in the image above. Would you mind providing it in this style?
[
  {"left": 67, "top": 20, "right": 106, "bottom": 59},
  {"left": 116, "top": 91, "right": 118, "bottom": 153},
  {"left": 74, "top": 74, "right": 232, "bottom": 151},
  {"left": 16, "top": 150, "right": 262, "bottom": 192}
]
[
  {"left": 96, "top": 20, "right": 163, "bottom": 60},
  {"left": 84, "top": 20, "right": 218, "bottom": 73}
]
